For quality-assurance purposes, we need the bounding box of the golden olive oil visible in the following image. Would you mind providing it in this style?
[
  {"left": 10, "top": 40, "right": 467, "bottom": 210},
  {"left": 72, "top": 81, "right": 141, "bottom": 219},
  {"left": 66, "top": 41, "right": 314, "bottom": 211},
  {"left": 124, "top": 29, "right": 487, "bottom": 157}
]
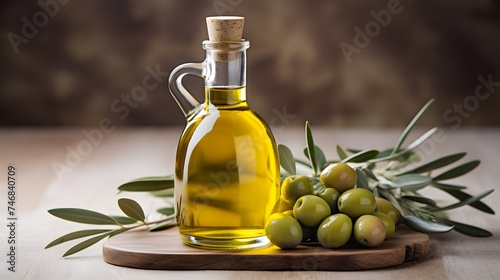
[{"left": 174, "top": 87, "right": 280, "bottom": 249}]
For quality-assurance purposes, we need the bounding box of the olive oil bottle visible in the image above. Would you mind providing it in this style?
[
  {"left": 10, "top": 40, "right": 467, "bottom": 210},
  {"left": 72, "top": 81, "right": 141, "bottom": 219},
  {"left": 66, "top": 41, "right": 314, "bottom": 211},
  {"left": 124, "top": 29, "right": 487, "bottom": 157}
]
[{"left": 168, "top": 16, "right": 280, "bottom": 249}]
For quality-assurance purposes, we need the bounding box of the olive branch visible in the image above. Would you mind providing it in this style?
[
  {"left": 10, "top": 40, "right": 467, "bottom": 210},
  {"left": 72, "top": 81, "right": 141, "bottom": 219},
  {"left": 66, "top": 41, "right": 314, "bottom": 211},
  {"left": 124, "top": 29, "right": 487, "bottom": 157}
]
[{"left": 45, "top": 99, "right": 494, "bottom": 257}]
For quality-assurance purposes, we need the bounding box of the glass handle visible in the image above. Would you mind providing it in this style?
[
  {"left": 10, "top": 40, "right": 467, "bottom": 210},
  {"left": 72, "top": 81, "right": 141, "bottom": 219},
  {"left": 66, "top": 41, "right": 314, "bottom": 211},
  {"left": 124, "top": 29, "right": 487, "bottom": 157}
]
[{"left": 168, "top": 63, "right": 203, "bottom": 117}]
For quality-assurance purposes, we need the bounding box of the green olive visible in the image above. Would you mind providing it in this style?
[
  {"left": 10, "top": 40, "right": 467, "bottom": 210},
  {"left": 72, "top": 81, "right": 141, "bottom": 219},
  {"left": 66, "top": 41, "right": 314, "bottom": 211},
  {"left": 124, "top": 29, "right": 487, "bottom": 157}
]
[
  {"left": 318, "top": 187, "right": 340, "bottom": 213},
  {"left": 265, "top": 213, "right": 303, "bottom": 249},
  {"left": 293, "top": 195, "right": 331, "bottom": 227},
  {"left": 353, "top": 215, "right": 386, "bottom": 247},
  {"left": 372, "top": 212, "right": 395, "bottom": 238},
  {"left": 317, "top": 214, "right": 353, "bottom": 248},
  {"left": 281, "top": 175, "right": 314, "bottom": 206},
  {"left": 375, "top": 197, "right": 401, "bottom": 224},
  {"left": 320, "top": 163, "right": 357, "bottom": 193},
  {"left": 282, "top": 210, "right": 294, "bottom": 217},
  {"left": 337, "top": 188, "right": 376, "bottom": 218}
]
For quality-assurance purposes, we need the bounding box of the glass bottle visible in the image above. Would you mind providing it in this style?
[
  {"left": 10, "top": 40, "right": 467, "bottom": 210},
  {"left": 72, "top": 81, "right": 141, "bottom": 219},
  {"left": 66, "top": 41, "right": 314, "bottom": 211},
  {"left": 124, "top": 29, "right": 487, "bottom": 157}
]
[{"left": 168, "top": 17, "right": 280, "bottom": 249}]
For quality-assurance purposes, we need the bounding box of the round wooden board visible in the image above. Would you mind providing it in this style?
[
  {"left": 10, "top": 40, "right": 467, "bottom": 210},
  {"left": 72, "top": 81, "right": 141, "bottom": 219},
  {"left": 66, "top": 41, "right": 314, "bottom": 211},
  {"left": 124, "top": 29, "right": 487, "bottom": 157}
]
[{"left": 103, "top": 226, "right": 429, "bottom": 271}]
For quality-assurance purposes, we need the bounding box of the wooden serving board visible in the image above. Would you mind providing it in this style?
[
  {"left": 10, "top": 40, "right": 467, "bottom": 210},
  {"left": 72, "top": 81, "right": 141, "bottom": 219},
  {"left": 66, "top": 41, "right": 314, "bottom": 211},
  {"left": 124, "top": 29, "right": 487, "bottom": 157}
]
[{"left": 102, "top": 226, "right": 429, "bottom": 271}]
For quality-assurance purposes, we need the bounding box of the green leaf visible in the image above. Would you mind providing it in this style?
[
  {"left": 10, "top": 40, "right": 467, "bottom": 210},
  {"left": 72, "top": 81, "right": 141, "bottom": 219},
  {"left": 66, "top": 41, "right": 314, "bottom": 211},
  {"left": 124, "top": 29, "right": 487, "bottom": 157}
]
[
  {"left": 434, "top": 188, "right": 495, "bottom": 214},
  {"left": 399, "top": 153, "right": 467, "bottom": 175},
  {"left": 118, "top": 198, "right": 146, "bottom": 222},
  {"left": 370, "top": 149, "right": 411, "bottom": 163},
  {"left": 372, "top": 128, "right": 436, "bottom": 163},
  {"left": 362, "top": 168, "right": 378, "bottom": 181},
  {"left": 403, "top": 215, "right": 454, "bottom": 233},
  {"left": 435, "top": 189, "right": 494, "bottom": 212},
  {"left": 315, "top": 146, "right": 327, "bottom": 170},
  {"left": 433, "top": 160, "right": 480, "bottom": 181},
  {"left": 45, "top": 229, "right": 111, "bottom": 249},
  {"left": 157, "top": 207, "right": 175, "bottom": 216},
  {"left": 150, "top": 188, "right": 174, "bottom": 198},
  {"left": 356, "top": 168, "right": 369, "bottom": 189},
  {"left": 336, "top": 145, "right": 347, "bottom": 160},
  {"left": 392, "top": 152, "right": 421, "bottom": 170},
  {"left": 442, "top": 219, "right": 493, "bottom": 237},
  {"left": 347, "top": 148, "right": 361, "bottom": 154},
  {"left": 278, "top": 144, "right": 296, "bottom": 175},
  {"left": 405, "top": 128, "right": 438, "bottom": 151},
  {"left": 378, "top": 189, "right": 405, "bottom": 215},
  {"left": 118, "top": 176, "right": 175, "bottom": 192},
  {"left": 305, "top": 121, "right": 318, "bottom": 175},
  {"left": 391, "top": 99, "right": 434, "bottom": 155},
  {"left": 431, "top": 182, "right": 467, "bottom": 191},
  {"left": 304, "top": 146, "right": 327, "bottom": 171},
  {"left": 393, "top": 175, "right": 432, "bottom": 191},
  {"left": 374, "top": 149, "right": 393, "bottom": 159},
  {"left": 149, "top": 220, "right": 177, "bottom": 232},
  {"left": 62, "top": 232, "right": 112, "bottom": 257},
  {"left": 48, "top": 208, "right": 120, "bottom": 225},
  {"left": 341, "top": 149, "right": 379, "bottom": 163},
  {"left": 109, "top": 215, "right": 140, "bottom": 225},
  {"left": 402, "top": 196, "right": 437, "bottom": 207}
]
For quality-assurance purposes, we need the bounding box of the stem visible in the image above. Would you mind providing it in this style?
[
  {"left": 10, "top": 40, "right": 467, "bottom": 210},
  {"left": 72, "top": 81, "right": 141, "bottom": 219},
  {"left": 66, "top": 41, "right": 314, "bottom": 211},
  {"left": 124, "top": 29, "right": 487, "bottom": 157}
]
[{"left": 111, "top": 215, "right": 176, "bottom": 235}]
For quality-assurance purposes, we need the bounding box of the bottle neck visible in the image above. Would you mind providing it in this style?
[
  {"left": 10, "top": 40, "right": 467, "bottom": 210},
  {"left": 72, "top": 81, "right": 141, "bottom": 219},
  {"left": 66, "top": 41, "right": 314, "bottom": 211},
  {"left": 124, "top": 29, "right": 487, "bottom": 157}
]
[
  {"left": 205, "top": 86, "right": 247, "bottom": 106},
  {"left": 202, "top": 41, "right": 249, "bottom": 105}
]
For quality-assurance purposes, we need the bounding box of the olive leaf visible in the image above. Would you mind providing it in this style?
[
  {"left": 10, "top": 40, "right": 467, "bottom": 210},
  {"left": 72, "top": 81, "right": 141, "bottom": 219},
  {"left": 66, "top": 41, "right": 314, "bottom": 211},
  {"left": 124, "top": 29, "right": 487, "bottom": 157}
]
[
  {"left": 431, "top": 182, "right": 467, "bottom": 191},
  {"left": 372, "top": 128, "right": 437, "bottom": 163},
  {"left": 157, "top": 207, "right": 175, "bottom": 216},
  {"left": 48, "top": 208, "right": 121, "bottom": 225},
  {"left": 118, "top": 176, "right": 175, "bottom": 192},
  {"left": 150, "top": 188, "right": 175, "bottom": 198},
  {"left": 399, "top": 153, "right": 466, "bottom": 175},
  {"left": 402, "top": 196, "right": 437, "bottom": 207},
  {"left": 305, "top": 121, "right": 319, "bottom": 175},
  {"left": 391, "top": 98, "right": 435, "bottom": 155},
  {"left": 362, "top": 168, "right": 378, "bottom": 181},
  {"left": 392, "top": 175, "right": 432, "bottom": 191},
  {"left": 378, "top": 189, "right": 405, "bottom": 216},
  {"left": 109, "top": 215, "right": 140, "bottom": 225},
  {"left": 278, "top": 144, "right": 296, "bottom": 175},
  {"left": 403, "top": 215, "right": 454, "bottom": 233},
  {"left": 45, "top": 229, "right": 111, "bottom": 249},
  {"left": 434, "top": 187, "right": 495, "bottom": 214},
  {"left": 341, "top": 149, "right": 379, "bottom": 163},
  {"left": 336, "top": 145, "right": 347, "bottom": 160},
  {"left": 434, "top": 189, "right": 494, "bottom": 212},
  {"left": 316, "top": 146, "right": 327, "bottom": 169},
  {"left": 403, "top": 127, "right": 438, "bottom": 151},
  {"left": 374, "top": 149, "right": 394, "bottom": 159},
  {"left": 442, "top": 219, "right": 492, "bottom": 237},
  {"left": 433, "top": 160, "right": 481, "bottom": 181},
  {"left": 304, "top": 146, "right": 327, "bottom": 171},
  {"left": 355, "top": 168, "right": 369, "bottom": 189},
  {"left": 118, "top": 198, "right": 146, "bottom": 222},
  {"left": 391, "top": 153, "right": 421, "bottom": 170},
  {"left": 62, "top": 232, "right": 112, "bottom": 257}
]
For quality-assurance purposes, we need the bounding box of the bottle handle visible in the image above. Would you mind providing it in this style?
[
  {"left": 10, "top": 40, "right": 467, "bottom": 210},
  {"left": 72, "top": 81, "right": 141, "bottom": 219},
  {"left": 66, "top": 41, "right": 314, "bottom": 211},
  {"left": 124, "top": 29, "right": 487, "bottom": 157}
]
[{"left": 168, "top": 63, "right": 203, "bottom": 117}]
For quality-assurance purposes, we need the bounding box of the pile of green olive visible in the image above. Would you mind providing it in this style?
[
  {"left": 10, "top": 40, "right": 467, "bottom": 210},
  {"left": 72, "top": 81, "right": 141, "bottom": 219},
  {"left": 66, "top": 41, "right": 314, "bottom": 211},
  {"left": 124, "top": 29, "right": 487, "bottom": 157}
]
[{"left": 265, "top": 163, "right": 401, "bottom": 249}]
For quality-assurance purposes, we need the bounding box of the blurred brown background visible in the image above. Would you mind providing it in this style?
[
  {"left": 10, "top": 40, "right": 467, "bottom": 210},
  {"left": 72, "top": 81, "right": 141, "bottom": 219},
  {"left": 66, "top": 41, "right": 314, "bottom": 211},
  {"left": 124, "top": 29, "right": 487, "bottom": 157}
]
[{"left": 1, "top": 0, "right": 499, "bottom": 127}]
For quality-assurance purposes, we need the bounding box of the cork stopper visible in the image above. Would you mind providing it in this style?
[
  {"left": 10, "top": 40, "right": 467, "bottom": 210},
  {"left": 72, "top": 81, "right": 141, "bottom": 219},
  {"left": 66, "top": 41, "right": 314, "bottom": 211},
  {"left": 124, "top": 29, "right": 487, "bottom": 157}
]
[{"left": 206, "top": 16, "right": 244, "bottom": 42}]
